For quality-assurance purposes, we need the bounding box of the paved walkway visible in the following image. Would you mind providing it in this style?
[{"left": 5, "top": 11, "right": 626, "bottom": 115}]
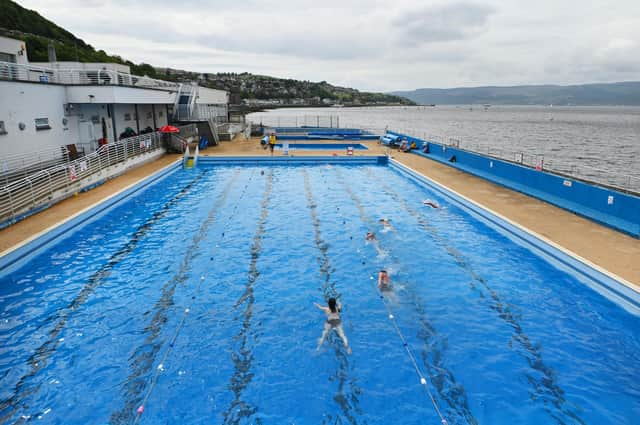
[{"left": 2, "top": 138, "right": 638, "bottom": 289}]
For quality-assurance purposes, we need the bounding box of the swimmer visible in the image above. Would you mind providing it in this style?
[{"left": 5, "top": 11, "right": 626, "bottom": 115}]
[
  {"left": 365, "top": 231, "right": 376, "bottom": 241},
  {"left": 378, "top": 270, "right": 390, "bottom": 290},
  {"left": 423, "top": 199, "right": 440, "bottom": 208},
  {"left": 315, "top": 298, "right": 351, "bottom": 354},
  {"left": 378, "top": 218, "right": 393, "bottom": 231}
]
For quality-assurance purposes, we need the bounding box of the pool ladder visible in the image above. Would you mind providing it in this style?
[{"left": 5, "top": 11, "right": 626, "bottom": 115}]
[{"left": 183, "top": 145, "right": 199, "bottom": 169}]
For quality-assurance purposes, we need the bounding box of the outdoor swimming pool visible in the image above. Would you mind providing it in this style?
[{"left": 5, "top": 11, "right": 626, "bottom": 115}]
[
  {"left": 0, "top": 161, "right": 638, "bottom": 425},
  {"left": 274, "top": 143, "right": 368, "bottom": 150}
]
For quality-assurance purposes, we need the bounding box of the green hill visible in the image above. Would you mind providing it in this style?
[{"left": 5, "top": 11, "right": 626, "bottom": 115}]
[{"left": 0, "top": 0, "right": 412, "bottom": 105}]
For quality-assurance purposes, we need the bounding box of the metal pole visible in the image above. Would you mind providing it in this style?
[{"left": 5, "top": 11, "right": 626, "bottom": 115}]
[
  {"left": 5, "top": 187, "right": 16, "bottom": 223},
  {"left": 27, "top": 177, "right": 36, "bottom": 207}
]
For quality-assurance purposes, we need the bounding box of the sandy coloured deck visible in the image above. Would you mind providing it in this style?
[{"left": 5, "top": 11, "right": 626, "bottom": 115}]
[{"left": 2, "top": 137, "right": 638, "bottom": 291}]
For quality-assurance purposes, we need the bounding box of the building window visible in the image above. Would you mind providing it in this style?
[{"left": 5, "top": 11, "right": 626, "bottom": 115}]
[
  {"left": 147, "top": 111, "right": 152, "bottom": 119},
  {"left": 124, "top": 113, "right": 131, "bottom": 121},
  {"left": 0, "top": 121, "right": 7, "bottom": 135},
  {"left": 35, "top": 118, "right": 51, "bottom": 131},
  {"left": 159, "top": 110, "right": 164, "bottom": 117}
]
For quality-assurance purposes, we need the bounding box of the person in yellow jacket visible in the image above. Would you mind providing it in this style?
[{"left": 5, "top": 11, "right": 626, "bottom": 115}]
[{"left": 268, "top": 133, "right": 276, "bottom": 155}]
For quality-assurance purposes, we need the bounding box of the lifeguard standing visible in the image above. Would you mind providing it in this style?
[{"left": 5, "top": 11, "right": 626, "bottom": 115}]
[{"left": 268, "top": 133, "right": 276, "bottom": 156}]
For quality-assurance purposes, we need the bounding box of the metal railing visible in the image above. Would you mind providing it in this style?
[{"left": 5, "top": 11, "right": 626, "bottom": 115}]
[
  {"left": 391, "top": 128, "right": 640, "bottom": 194},
  {"left": 0, "top": 61, "right": 179, "bottom": 90},
  {"left": 0, "top": 132, "right": 163, "bottom": 226},
  {"left": 249, "top": 115, "right": 342, "bottom": 128},
  {"left": 1, "top": 145, "right": 78, "bottom": 186}
]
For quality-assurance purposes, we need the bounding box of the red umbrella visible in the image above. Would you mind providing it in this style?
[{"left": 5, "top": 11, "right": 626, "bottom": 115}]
[{"left": 159, "top": 125, "right": 180, "bottom": 133}]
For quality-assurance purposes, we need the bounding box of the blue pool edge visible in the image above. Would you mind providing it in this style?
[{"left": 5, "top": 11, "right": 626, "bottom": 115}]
[
  {"left": 1, "top": 155, "right": 637, "bottom": 317},
  {"left": 389, "top": 159, "right": 640, "bottom": 316},
  {"left": 0, "top": 159, "right": 182, "bottom": 275}
]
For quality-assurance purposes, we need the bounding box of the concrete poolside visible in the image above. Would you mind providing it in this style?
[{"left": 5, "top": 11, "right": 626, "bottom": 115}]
[{"left": 1, "top": 137, "right": 639, "bottom": 290}]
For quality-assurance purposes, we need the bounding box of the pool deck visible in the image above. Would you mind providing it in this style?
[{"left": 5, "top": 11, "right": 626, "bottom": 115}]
[{"left": 2, "top": 137, "right": 639, "bottom": 290}]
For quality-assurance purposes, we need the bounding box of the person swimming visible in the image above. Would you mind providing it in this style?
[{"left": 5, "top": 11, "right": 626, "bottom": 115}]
[
  {"left": 423, "top": 199, "right": 440, "bottom": 208},
  {"left": 379, "top": 218, "right": 390, "bottom": 227},
  {"left": 314, "top": 298, "right": 351, "bottom": 354},
  {"left": 365, "top": 231, "right": 376, "bottom": 241},
  {"left": 378, "top": 270, "right": 390, "bottom": 291}
]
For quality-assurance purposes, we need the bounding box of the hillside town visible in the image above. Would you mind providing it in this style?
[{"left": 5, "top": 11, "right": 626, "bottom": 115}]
[{"left": 154, "top": 68, "right": 414, "bottom": 107}]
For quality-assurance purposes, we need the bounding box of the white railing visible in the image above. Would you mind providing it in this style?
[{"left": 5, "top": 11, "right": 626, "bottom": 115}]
[
  {"left": 0, "top": 61, "right": 179, "bottom": 90},
  {"left": 391, "top": 128, "right": 640, "bottom": 194},
  {"left": 1, "top": 145, "right": 78, "bottom": 186},
  {"left": 249, "top": 115, "right": 342, "bottom": 128},
  {"left": 0, "top": 132, "right": 163, "bottom": 226}
]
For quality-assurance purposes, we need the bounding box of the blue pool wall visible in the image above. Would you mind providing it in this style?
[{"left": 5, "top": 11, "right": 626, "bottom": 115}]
[
  {"left": 262, "top": 126, "right": 380, "bottom": 140},
  {"left": 1, "top": 156, "right": 637, "bottom": 314},
  {"left": 274, "top": 143, "right": 368, "bottom": 150},
  {"left": 387, "top": 131, "right": 640, "bottom": 238},
  {"left": 0, "top": 161, "right": 182, "bottom": 274}
]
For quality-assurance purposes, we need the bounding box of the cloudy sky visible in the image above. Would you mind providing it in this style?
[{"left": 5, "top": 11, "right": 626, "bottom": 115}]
[{"left": 18, "top": 0, "right": 640, "bottom": 92}]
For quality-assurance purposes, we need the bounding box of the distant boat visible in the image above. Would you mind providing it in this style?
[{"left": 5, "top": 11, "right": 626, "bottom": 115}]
[{"left": 331, "top": 104, "right": 344, "bottom": 108}]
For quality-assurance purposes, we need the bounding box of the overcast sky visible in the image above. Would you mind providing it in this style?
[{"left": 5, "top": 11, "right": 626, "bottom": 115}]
[{"left": 18, "top": 0, "right": 640, "bottom": 92}]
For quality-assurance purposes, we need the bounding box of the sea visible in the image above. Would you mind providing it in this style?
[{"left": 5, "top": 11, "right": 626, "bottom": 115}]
[{"left": 248, "top": 105, "right": 640, "bottom": 192}]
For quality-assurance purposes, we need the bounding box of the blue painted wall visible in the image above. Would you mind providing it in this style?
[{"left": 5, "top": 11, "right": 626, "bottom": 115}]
[{"left": 387, "top": 131, "right": 640, "bottom": 237}]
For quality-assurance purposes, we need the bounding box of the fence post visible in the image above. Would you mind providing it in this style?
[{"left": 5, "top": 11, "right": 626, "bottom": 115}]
[
  {"left": 27, "top": 177, "right": 36, "bottom": 207},
  {"left": 47, "top": 170, "right": 53, "bottom": 198},
  {"left": 5, "top": 187, "right": 16, "bottom": 223}
]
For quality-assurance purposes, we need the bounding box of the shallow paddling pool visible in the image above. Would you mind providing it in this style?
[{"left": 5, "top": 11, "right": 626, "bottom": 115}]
[{"left": 0, "top": 159, "right": 638, "bottom": 424}]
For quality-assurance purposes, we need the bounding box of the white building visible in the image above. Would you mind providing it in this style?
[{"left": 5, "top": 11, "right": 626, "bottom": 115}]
[{"left": 0, "top": 35, "right": 229, "bottom": 158}]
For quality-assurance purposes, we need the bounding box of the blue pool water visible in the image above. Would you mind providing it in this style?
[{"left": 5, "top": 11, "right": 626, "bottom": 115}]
[
  {"left": 274, "top": 143, "right": 368, "bottom": 150},
  {"left": 0, "top": 163, "right": 638, "bottom": 425}
]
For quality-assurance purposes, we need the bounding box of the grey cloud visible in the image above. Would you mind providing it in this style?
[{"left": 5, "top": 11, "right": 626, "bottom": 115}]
[{"left": 394, "top": 2, "right": 495, "bottom": 46}]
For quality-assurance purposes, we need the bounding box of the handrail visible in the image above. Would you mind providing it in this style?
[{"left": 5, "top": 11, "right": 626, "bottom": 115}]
[
  {"left": 1, "top": 145, "right": 73, "bottom": 187},
  {"left": 390, "top": 128, "right": 640, "bottom": 194},
  {"left": 0, "top": 61, "right": 179, "bottom": 90},
  {"left": 0, "top": 132, "right": 163, "bottom": 227}
]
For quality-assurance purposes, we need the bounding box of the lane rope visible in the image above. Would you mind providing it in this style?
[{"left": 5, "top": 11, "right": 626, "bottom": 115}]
[
  {"left": 331, "top": 167, "right": 449, "bottom": 425},
  {"left": 133, "top": 168, "right": 256, "bottom": 423}
]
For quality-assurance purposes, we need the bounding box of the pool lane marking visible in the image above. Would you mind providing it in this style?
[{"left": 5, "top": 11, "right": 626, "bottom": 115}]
[
  {"left": 333, "top": 167, "right": 452, "bottom": 425},
  {"left": 369, "top": 169, "right": 586, "bottom": 425},
  {"left": 107, "top": 169, "right": 242, "bottom": 424},
  {"left": 221, "top": 170, "right": 273, "bottom": 425},
  {"left": 131, "top": 168, "right": 258, "bottom": 423},
  {"left": 0, "top": 169, "right": 208, "bottom": 423},
  {"left": 303, "top": 170, "right": 364, "bottom": 425}
]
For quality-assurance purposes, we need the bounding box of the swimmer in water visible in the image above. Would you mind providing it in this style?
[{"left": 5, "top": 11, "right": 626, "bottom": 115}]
[
  {"left": 378, "top": 270, "right": 390, "bottom": 291},
  {"left": 378, "top": 218, "right": 393, "bottom": 232},
  {"left": 423, "top": 199, "right": 440, "bottom": 208},
  {"left": 315, "top": 298, "right": 351, "bottom": 354},
  {"left": 365, "top": 231, "right": 376, "bottom": 241}
]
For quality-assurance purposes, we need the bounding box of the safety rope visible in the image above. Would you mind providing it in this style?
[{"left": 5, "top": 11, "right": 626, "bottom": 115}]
[{"left": 331, "top": 168, "right": 449, "bottom": 425}]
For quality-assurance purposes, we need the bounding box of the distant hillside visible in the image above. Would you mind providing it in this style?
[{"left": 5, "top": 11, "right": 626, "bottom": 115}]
[
  {"left": 0, "top": 0, "right": 413, "bottom": 106},
  {"left": 390, "top": 82, "right": 640, "bottom": 106}
]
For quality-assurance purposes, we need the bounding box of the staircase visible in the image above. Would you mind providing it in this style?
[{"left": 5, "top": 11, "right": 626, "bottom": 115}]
[{"left": 173, "top": 83, "right": 198, "bottom": 121}]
